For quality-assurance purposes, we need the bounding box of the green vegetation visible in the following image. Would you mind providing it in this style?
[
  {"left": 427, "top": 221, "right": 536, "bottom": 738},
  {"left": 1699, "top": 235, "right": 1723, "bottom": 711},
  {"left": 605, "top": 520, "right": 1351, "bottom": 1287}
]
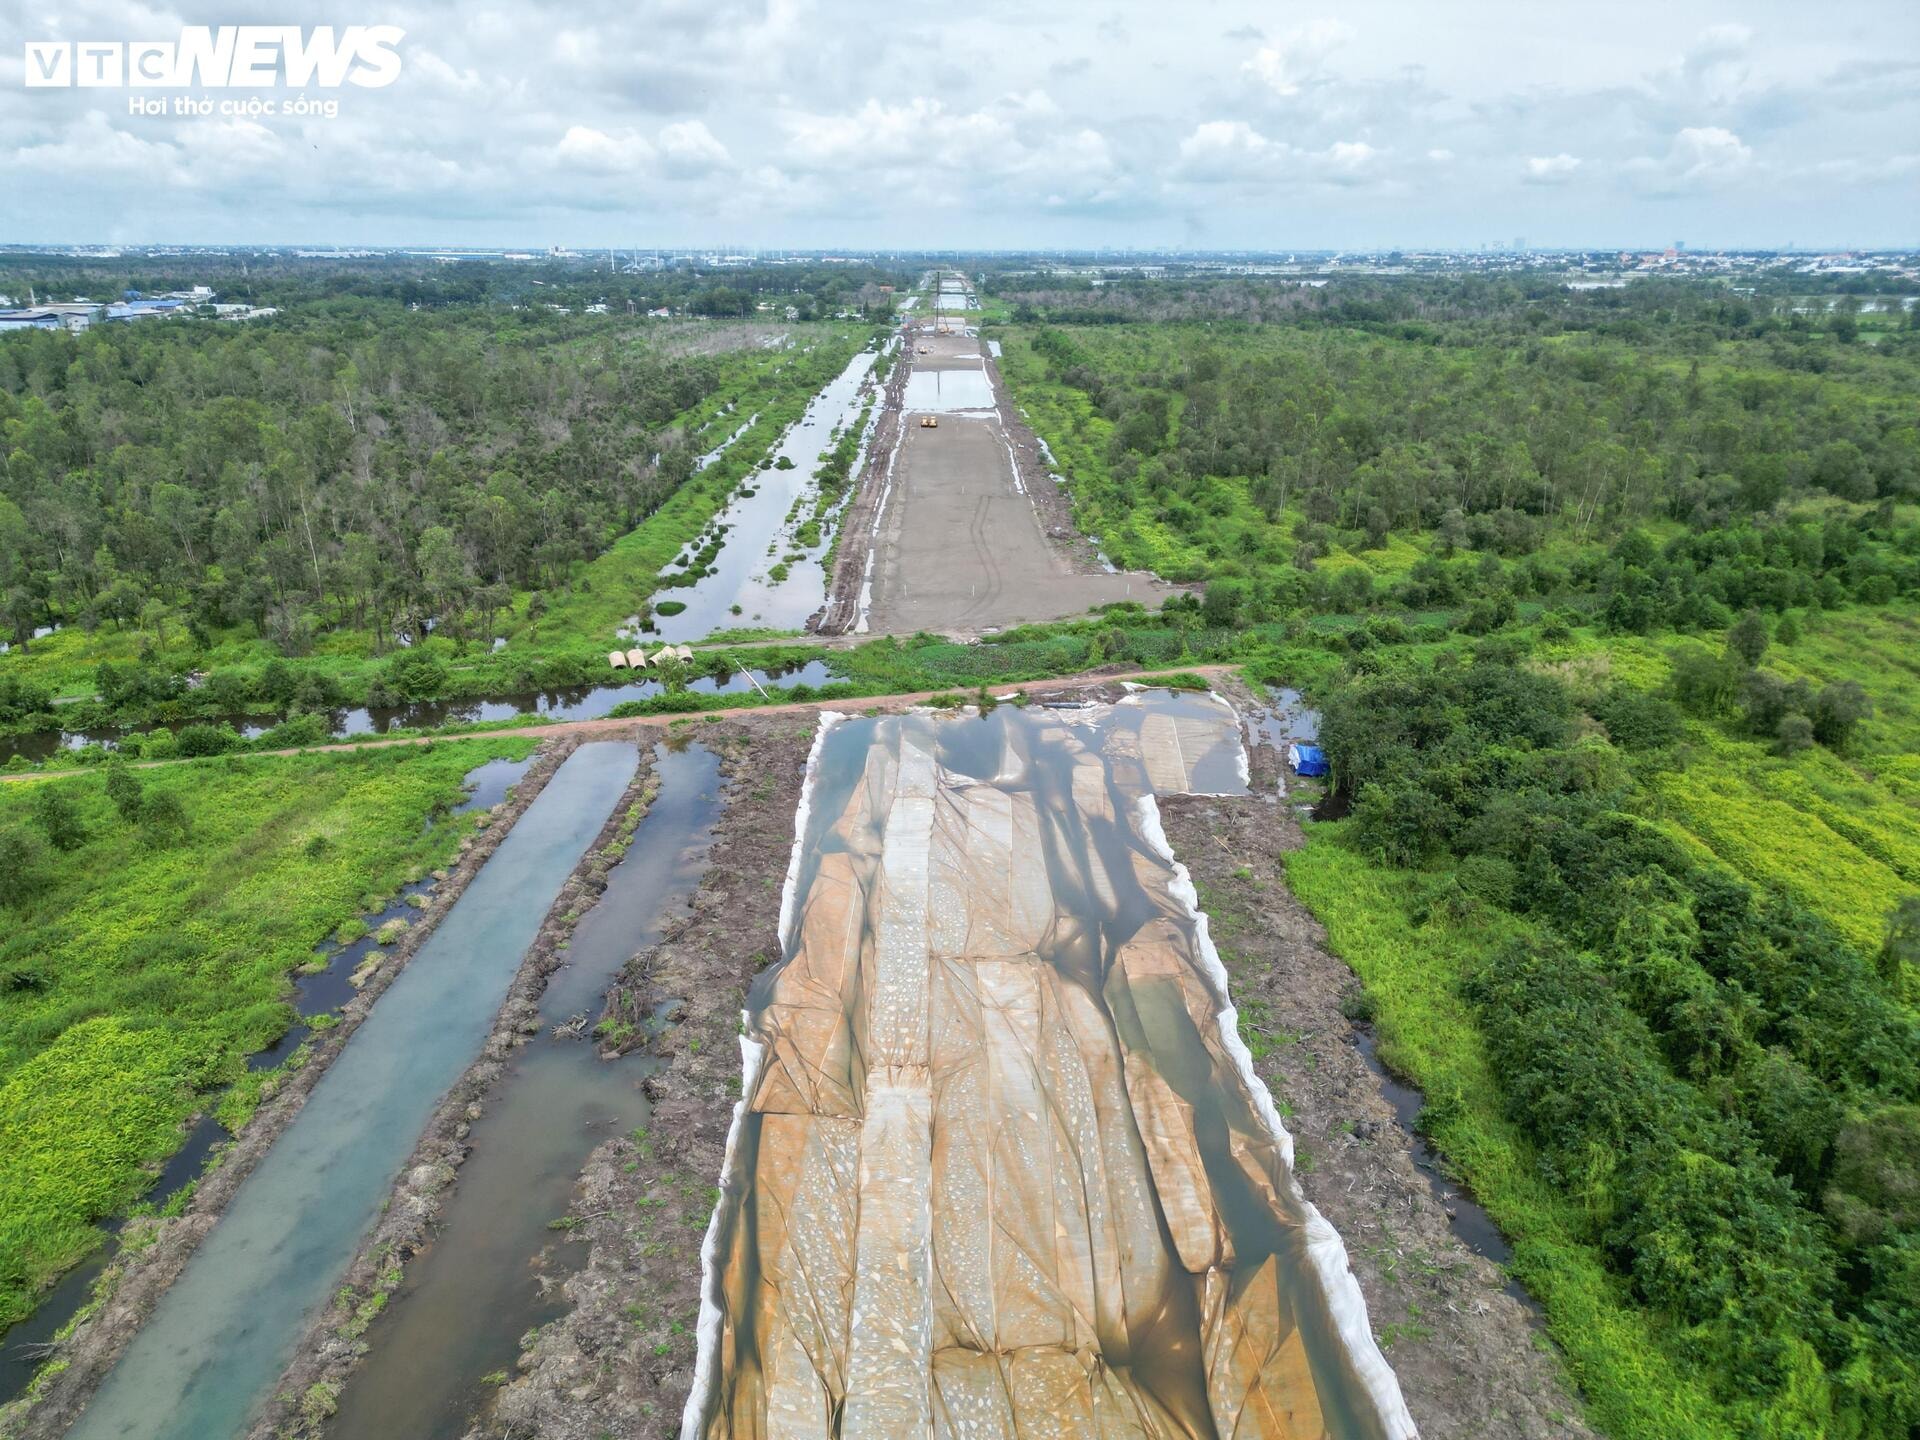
[
  {"left": 975, "top": 277, "right": 1919, "bottom": 1436},
  {"left": 0, "top": 306, "right": 873, "bottom": 732},
  {"left": 1286, "top": 606, "right": 1919, "bottom": 1439},
  {"left": 0, "top": 737, "right": 532, "bottom": 1327}
]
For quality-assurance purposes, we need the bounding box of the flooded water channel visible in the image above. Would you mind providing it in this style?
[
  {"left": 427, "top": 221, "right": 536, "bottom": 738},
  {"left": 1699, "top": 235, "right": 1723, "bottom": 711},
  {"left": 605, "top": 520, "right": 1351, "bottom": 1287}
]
[
  {"left": 328, "top": 743, "right": 723, "bottom": 1440},
  {"left": 633, "top": 349, "right": 881, "bottom": 643},
  {"left": 62, "top": 742, "right": 640, "bottom": 1440},
  {"left": 0, "top": 663, "right": 836, "bottom": 766},
  {"left": 694, "top": 694, "right": 1414, "bottom": 1439},
  {"left": 0, "top": 753, "right": 535, "bottom": 1405}
]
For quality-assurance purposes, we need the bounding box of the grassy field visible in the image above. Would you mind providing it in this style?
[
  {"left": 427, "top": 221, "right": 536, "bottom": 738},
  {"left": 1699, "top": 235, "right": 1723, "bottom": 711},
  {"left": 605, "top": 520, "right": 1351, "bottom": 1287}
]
[
  {"left": 1280, "top": 600, "right": 1920, "bottom": 1439},
  {"left": 0, "top": 737, "right": 534, "bottom": 1328},
  {"left": 1538, "top": 603, "right": 1920, "bottom": 954},
  {"left": 1286, "top": 844, "right": 1727, "bottom": 1439}
]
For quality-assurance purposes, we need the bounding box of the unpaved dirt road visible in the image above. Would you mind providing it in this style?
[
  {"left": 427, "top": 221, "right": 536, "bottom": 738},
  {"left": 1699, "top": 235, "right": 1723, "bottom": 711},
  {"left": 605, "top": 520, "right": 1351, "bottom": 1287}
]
[{"left": 855, "top": 326, "right": 1160, "bottom": 634}]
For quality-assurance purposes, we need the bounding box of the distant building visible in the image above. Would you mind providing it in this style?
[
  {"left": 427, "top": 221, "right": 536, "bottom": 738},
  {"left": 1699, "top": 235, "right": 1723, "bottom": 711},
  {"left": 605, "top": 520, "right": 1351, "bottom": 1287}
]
[
  {"left": 105, "top": 297, "right": 186, "bottom": 321},
  {"left": 0, "top": 310, "right": 60, "bottom": 331}
]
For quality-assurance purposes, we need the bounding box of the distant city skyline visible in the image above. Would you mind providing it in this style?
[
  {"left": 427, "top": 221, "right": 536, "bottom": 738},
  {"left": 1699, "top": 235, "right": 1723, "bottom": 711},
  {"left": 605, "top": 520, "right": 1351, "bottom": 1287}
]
[{"left": 3, "top": 0, "right": 1916, "bottom": 250}]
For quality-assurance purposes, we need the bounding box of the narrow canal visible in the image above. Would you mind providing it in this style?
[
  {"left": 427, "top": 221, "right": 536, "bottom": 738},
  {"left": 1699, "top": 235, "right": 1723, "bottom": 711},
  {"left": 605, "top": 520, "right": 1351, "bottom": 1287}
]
[
  {"left": 62, "top": 741, "right": 641, "bottom": 1440},
  {"left": 0, "top": 753, "right": 534, "bottom": 1406},
  {"left": 326, "top": 743, "right": 723, "bottom": 1440}
]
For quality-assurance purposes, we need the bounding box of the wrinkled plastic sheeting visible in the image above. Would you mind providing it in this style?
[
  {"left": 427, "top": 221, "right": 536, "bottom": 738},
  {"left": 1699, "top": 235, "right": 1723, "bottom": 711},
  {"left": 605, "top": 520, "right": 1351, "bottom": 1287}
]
[
  {"left": 1203, "top": 1260, "right": 1330, "bottom": 1440},
  {"left": 704, "top": 706, "right": 1415, "bottom": 1440}
]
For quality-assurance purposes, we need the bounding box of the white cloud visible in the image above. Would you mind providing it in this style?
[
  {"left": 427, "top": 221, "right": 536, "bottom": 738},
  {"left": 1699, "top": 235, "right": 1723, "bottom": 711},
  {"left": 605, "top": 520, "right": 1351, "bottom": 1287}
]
[
  {"left": 1326, "top": 140, "right": 1378, "bottom": 172},
  {"left": 1670, "top": 125, "right": 1751, "bottom": 181},
  {"left": 1626, "top": 126, "right": 1753, "bottom": 194},
  {"left": 1, "top": 0, "right": 1915, "bottom": 247},
  {"left": 658, "top": 119, "right": 732, "bottom": 174},
  {"left": 1242, "top": 19, "right": 1354, "bottom": 97},
  {"left": 554, "top": 125, "right": 656, "bottom": 174},
  {"left": 1176, "top": 120, "right": 1287, "bottom": 181},
  {"left": 1523, "top": 153, "right": 1581, "bottom": 183}
]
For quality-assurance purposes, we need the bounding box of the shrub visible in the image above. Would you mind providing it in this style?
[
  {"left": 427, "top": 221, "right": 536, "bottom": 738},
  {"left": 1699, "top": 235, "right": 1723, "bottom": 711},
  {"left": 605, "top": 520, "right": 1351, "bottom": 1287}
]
[
  {"left": 386, "top": 652, "right": 449, "bottom": 701},
  {"left": 1811, "top": 681, "right": 1872, "bottom": 752},
  {"left": 0, "top": 827, "right": 48, "bottom": 906},
  {"left": 175, "top": 723, "right": 239, "bottom": 757},
  {"left": 1594, "top": 687, "right": 1684, "bottom": 751}
]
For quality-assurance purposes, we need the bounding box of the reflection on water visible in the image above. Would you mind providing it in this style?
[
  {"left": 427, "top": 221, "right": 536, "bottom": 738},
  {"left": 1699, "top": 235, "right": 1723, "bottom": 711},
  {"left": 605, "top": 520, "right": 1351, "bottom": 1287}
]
[
  {"left": 328, "top": 744, "right": 723, "bottom": 1440},
  {"left": 901, "top": 365, "right": 996, "bottom": 413},
  {"left": 702, "top": 695, "right": 1411, "bottom": 1439},
  {"left": 64, "top": 743, "right": 640, "bottom": 1440}
]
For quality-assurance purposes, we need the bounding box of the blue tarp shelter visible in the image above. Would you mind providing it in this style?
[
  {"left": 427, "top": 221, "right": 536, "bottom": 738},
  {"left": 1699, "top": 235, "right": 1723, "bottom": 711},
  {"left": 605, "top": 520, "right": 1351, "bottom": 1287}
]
[{"left": 1287, "top": 742, "right": 1329, "bottom": 777}]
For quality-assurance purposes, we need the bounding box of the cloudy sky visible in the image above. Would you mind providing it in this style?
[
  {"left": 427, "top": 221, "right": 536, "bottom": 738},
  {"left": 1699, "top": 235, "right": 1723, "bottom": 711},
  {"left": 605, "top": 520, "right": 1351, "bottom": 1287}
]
[{"left": 3, "top": 0, "right": 1916, "bottom": 249}]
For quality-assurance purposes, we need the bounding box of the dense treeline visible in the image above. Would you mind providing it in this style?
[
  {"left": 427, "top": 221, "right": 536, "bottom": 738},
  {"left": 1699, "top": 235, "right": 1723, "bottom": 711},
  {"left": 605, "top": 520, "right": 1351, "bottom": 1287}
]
[
  {"left": 1020, "top": 315, "right": 1917, "bottom": 572},
  {"left": 0, "top": 306, "right": 853, "bottom": 662},
  {"left": 1321, "top": 652, "right": 1918, "bottom": 1435},
  {"left": 991, "top": 269, "right": 1920, "bottom": 340},
  {"left": 0, "top": 254, "right": 907, "bottom": 320}
]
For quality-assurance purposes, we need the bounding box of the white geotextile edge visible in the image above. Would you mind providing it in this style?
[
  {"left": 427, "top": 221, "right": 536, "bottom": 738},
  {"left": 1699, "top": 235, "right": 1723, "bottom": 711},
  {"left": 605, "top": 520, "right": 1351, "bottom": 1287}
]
[
  {"left": 681, "top": 711, "right": 846, "bottom": 1440},
  {"left": 1133, "top": 793, "right": 1421, "bottom": 1440},
  {"left": 854, "top": 414, "right": 909, "bottom": 634}
]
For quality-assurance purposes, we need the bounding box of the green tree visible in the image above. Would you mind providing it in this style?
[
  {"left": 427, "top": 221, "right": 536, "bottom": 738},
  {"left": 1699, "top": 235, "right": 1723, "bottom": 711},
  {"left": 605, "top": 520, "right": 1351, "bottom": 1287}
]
[
  {"left": 1881, "top": 897, "right": 1920, "bottom": 989},
  {"left": 1777, "top": 711, "right": 1816, "bottom": 756},
  {"left": 1727, "top": 609, "right": 1770, "bottom": 667},
  {"left": 141, "top": 789, "right": 191, "bottom": 844},
  {"left": 0, "top": 826, "right": 47, "bottom": 907},
  {"left": 1811, "top": 681, "right": 1872, "bottom": 751},
  {"left": 30, "top": 784, "right": 85, "bottom": 851},
  {"left": 104, "top": 761, "right": 145, "bottom": 825}
]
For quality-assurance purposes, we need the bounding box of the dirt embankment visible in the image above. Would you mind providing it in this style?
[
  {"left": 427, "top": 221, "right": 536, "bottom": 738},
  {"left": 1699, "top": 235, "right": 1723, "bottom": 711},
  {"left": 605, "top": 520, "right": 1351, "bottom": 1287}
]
[
  {"left": 1158, "top": 677, "right": 1594, "bottom": 1440},
  {"left": 985, "top": 344, "right": 1128, "bottom": 581},
  {"left": 812, "top": 344, "right": 909, "bottom": 635},
  {"left": 1, "top": 736, "right": 593, "bottom": 1440},
  {"left": 247, "top": 737, "right": 663, "bottom": 1440},
  {"left": 481, "top": 712, "right": 817, "bottom": 1440}
]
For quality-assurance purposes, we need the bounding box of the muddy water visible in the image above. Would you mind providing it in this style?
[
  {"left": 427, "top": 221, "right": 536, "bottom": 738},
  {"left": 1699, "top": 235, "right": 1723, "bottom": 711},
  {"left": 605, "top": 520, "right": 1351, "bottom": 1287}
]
[
  {"left": 700, "top": 696, "right": 1411, "bottom": 1439},
  {"left": 0, "top": 753, "right": 535, "bottom": 1406},
  {"left": 327, "top": 743, "right": 723, "bottom": 1440},
  {"left": 636, "top": 350, "right": 881, "bottom": 643},
  {"left": 63, "top": 742, "right": 640, "bottom": 1440}
]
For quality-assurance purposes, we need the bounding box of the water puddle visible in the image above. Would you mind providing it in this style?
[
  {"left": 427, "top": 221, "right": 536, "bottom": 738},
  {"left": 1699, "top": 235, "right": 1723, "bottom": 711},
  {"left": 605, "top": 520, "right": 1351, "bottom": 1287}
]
[
  {"left": 327, "top": 743, "right": 723, "bottom": 1440},
  {"left": 901, "top": 364, "right": 995, "bottom": 413},
  {"left": 62, "top": 742, "right": 641, "bottom": 1440},
  {"left": 694, "top": 694, "right": 1414, "bottom": 1438},
  {"left": 629, "top": 350, "right": 881, "bottom": 642},
  {"left": 1350, "top": 1031, "right": 1536, "bottom": 1310},
  {"left": 0, "top": 753, "right": 534, "bottom": 1405}
]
